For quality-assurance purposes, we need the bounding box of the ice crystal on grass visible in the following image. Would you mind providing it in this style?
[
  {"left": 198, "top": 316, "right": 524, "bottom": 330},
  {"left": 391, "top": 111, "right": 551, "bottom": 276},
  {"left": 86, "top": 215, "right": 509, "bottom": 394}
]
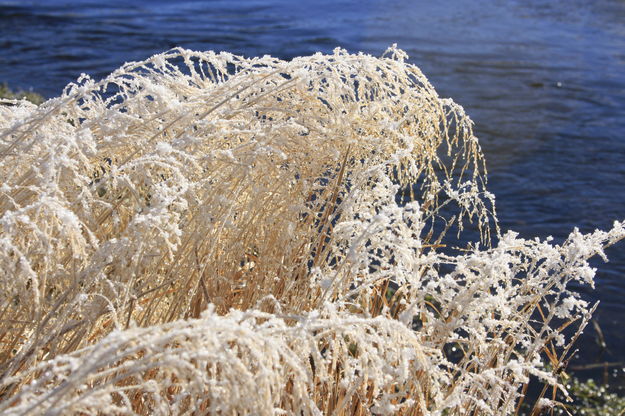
[{"left": 0, "top": 47, "right": 623, "bottom": 415}]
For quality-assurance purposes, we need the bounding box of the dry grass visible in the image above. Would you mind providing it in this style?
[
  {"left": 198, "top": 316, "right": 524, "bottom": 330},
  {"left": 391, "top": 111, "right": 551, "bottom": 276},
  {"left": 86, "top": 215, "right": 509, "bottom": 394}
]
[{"left": 0, "top": 46, "right": 622, "bottom": 415}]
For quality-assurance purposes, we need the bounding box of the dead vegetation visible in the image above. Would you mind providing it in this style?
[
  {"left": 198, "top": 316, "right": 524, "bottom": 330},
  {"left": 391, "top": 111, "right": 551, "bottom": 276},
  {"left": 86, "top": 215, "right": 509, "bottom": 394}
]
[{"left": 0, "top": 46, "right": 622, "bottom": 415}]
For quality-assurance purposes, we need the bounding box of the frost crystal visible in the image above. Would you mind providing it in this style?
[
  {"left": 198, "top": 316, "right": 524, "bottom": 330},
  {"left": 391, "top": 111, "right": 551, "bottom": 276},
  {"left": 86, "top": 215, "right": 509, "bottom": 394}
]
[{"left": 0, "top": 47, "right": 622, "bottom": 415}]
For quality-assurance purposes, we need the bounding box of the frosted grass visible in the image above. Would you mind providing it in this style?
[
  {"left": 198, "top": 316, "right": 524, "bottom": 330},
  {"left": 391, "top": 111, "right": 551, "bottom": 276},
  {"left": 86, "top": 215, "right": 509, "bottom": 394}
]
[{"left": 0, "top": 46, "right": 622, "bottom": 415}]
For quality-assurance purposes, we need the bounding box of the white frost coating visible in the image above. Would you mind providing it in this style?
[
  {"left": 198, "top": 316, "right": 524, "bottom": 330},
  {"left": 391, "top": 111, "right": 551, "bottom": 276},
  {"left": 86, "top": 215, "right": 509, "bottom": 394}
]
[{"left": 0, "top": 47, "right": 623, "bottom": 415}]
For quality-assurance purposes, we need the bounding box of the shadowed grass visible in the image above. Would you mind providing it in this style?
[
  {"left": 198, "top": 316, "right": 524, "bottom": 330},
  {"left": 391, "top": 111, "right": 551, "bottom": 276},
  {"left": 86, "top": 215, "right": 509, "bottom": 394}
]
[{"left": 0, "top": 83, "right": 44, "bottom": 105}]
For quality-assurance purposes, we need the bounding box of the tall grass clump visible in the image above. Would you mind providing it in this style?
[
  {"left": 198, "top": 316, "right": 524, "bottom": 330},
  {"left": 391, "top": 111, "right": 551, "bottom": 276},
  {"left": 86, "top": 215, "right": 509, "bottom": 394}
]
[{"left": 0, "top": 46, "right": 623, "bottom": 415}]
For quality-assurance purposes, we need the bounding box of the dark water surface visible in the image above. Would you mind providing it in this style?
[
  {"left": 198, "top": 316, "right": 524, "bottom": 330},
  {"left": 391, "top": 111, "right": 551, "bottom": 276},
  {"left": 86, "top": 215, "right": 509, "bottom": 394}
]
[{"left": 2, "top": 0, "right": 625, "bottom": 382}]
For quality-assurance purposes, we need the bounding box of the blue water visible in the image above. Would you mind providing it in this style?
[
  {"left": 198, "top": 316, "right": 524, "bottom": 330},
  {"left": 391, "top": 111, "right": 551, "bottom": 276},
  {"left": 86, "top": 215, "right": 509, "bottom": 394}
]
[{"left": 2, "top": 0, "right": 625, "bottom": 382}]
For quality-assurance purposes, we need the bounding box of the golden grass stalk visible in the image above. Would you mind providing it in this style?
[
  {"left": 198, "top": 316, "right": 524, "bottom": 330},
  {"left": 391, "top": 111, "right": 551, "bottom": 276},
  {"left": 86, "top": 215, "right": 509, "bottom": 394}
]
[{"left": 0, "top": 46, "right": 622, "bottom": 415}]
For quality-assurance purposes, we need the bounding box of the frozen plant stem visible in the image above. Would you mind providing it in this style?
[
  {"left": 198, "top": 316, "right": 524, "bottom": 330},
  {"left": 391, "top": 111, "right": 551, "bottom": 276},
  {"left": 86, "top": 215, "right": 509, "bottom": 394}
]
[{"left": 0, "top": 46, "right": 623, "bottom": 415}]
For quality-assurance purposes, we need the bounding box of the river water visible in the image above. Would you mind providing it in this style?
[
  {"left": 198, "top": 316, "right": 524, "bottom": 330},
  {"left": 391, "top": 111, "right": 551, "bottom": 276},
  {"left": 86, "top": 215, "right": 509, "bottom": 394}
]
[{"left": 1, "top": 0, "right": 625, "bottom": 384}]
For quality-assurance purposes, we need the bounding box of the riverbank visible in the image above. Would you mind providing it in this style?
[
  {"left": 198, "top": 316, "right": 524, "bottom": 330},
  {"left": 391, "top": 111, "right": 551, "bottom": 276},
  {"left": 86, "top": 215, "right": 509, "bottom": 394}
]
[{"left": 0, "top": 83, "right": 44, "bottom": 104}]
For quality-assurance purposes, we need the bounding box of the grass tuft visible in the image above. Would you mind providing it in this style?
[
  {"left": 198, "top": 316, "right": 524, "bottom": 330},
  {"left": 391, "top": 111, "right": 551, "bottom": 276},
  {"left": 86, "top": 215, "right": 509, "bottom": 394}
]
[{"left": 0, "top": 46, "right": 623, "bottom": 415}]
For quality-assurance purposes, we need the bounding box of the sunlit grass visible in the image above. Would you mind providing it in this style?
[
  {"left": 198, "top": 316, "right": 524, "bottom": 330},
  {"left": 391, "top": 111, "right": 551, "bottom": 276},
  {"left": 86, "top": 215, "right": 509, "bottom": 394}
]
[{"left": 0, "top": 46, "right": 623, "bottom": 415}]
